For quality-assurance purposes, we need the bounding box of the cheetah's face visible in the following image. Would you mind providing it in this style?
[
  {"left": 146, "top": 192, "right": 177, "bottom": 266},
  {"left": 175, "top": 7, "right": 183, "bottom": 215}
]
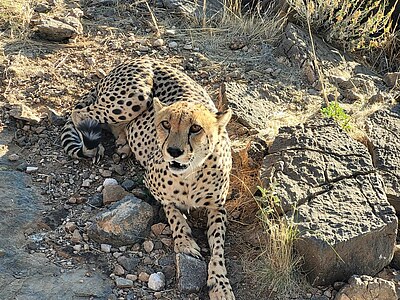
[{"left": 154, "top": 98, "right": 231, "bottom": 175}]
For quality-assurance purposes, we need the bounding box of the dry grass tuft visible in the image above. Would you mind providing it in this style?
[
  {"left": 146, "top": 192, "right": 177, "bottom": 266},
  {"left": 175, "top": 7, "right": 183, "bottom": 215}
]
[
  {"left": 0, "top": 0, "right": 32, "bottom": 39},
  {"left": 287, "top": 0, "right": 396, "bottom": 52}
]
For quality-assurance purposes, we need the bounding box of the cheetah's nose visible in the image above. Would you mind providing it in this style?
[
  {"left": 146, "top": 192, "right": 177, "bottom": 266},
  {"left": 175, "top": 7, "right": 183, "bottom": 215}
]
[{"left": 167, "top": 147, "right": 184, "bottom": 158}]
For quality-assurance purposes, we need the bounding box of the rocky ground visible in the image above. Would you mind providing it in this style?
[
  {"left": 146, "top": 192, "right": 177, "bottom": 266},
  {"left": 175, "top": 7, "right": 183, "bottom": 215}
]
[{"left": 1, "top": 0, "right": 400, "bottom": 300}]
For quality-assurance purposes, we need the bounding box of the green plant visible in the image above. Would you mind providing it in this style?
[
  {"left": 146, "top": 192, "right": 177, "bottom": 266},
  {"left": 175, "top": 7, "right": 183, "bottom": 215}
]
[
  {"left": 321, "top": 101, "right": 351, "bottom": 131},
  {"left": 287, "top": 0, "right": 397, "bottom": 52}
]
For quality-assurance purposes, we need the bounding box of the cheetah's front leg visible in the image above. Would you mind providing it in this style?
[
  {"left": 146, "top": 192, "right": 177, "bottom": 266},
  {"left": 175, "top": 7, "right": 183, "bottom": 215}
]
[
  {"left": 207, "top": 207, "right": 235, "bottom": 300},
  {"left": 163, "top": 203, "right": 201, "bottom": 258}
]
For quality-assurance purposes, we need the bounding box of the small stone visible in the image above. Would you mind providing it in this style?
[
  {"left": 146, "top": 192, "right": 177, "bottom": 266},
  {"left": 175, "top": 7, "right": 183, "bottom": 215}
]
[
  {"left": 114, "top": 264, "right": 125, "bottom": 276},
  {"left": 143, "top": 240, "right": 154, "bottom": 253},
  {"left": 67, "top": 197, "right": 77, "bottom": 204},
  {"left": 16, "top": 162, "right": 28, "bottom": 172},
  {"left": 168, "top": 41, "right": 178, "bottom": 48},
  {"left": 7, "top": 154, "right": 19, "bottom": 161},
  {"left": 113, "top": 164, "right": 125, "bottom": 176},
  {"left": 165, "top": 29, "right": 176, "bottom": 35},
  {"left": 117, "top": 256, "right": 140, "bottom": 271},
  {"left": 383, "top": 72, "right": 400, "bottom": 88},
  {"left": 390, "top": 244, "right": 400, "bottom": 269},
  {"left": 86, "top": 57, "right": 96, "bottom": 65},
  {"left": 121, "top": 179, "right": 136, "bottom": 191},
  {"left": 35, "top": 126, "right": 46, "bottom": 134},
  {"left": 87, "top": 193, "right": 103, "bottom": 208},
  {"left": 71, "top": 229, "right": 82, "bottom": 243},
  {"left": 81, "top": 179, "right": 91, "bottom": 187},
  {"left": 333, "top": 281, "right": 346, "bottom": 291},
  {"left": 115, "top": 277, "right": 133, "bottom": 288},
  {"left": 138, "top": 45, "right": 149, "bottom": 52},
  {"left": 176, "top": 253, "right": 207, "bottom": 293},
  {"left": 160, "top": 238, "right": 173, "bottom": 247},
  {"left": 65, "top": 221, "right": 77, "bottom": 232},
  {"left": 34, "top": 3, "right": 51, "bottom": 13},
  {"left": 151, "top": 223, "right": 167, "bottom": 236},
  {"left": 96, "top": 68, "right": 107, "bottom": 78},
  {"left": 162, "top": 226, "right": 172, "bottom": 235},
  {"left": 154, "top": 291, "right": 162, "bottom": 298},
  {"left": 183, "top": 44, "right": 192, "bottom": 50},
  {"left": 153, "top": 39, "right": 164, "bottom": 47},
  {"left": 138, "top": 272, "right": 150, "bottom": 282},
  {"left": 323, "top": 289, "right": 332, "bottom": 298},
  {"left": 103, "top": 178, "right": 118, "bottom": 186},
  {"left": 26, "top": 166, "right": 38, "bottom": 173},
  {"left": 148, "top": 272, "right": 165, "bottom": 291},
  {"left": 101, "top": 243, "right": 112, "bottom": 253},
  {"left": 73, "top": 244, "right": 82, "bottom": 251},
  {"left": 119, "top": 246, "right": 127, "bottom": 252},
  {"left": 126, "top": 274, "right": 137, "bottom": 281},
  {"left": 99, "top": 169, "right": 112, "bottom": 177},
  {"left": 143, "top": 256, "right": 152, "bottom": 265},
  {"left": 102, "top": 184, "right": 129, "bottom": 205}
]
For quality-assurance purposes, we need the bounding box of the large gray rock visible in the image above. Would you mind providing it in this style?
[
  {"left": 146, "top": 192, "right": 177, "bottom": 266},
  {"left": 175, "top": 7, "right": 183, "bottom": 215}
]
[
  {"left": 226, "top": 82, "right": 274, "bottom": 131},
  {"left": 0, "top": 170, "right": 112, "bottom": 299},
  {"left": 335, "top": 275, "right": 397, "bottom": 300},
  {"left": 366, "top": 104, "right": 400, "bottom": 212},
  {"left": 87, "top": 195, "right": 154, "bottom": 246},
  {"left": 261, "top": 118, "right": 398, "bottom": 286}
]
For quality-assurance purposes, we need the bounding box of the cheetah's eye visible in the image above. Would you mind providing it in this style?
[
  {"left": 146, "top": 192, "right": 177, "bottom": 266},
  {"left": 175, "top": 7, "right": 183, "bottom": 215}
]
[
  {"left": 189, "top": 124, "right": 202, "bottom": 134},
  {"left": 161, "top": 121, "right": 171, "bottom": 130}
]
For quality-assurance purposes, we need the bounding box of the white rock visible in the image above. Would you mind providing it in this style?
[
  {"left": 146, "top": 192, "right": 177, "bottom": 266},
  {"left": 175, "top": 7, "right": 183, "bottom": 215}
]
[
  {"left": 101, "top": 243, "right": 112, "bottom": 253},
  {"left": 73, "top": 244, "right": 82, "bottom": 251},
  {"left": 103, "top": 178, "right": 118, "bottom": 186},
  {"left": 7, "top": 154, "right": 19, "bottom": 161},
  {"left": 143, "top": 240, "right": 154, "bottom": 253},
  {"left": 26, "top": 166, "right": 38, "bottom": 173},
  {"left": 148, "top": 272, "right": 165, "bottom": 291},
  {"left": 81, "top": 179, "right": 91, "bottom": 187},
  {"left": 168, "top": 41, "right": 178, "bottom": 48},
  {"left": 153, "top": 39, "right": 164, "bottom": 47},
  {"left": 183, "top": 44, "right": 192, "bottom": 50}
]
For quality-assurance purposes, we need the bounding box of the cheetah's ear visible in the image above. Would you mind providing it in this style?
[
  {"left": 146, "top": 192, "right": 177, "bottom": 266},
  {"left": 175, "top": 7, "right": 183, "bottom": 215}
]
[
  {"left": 153, "top": 97, "right": 164, "bottom": 113},
  {"left": 216, "top": 108, "right": 232, "bottom": 128}
]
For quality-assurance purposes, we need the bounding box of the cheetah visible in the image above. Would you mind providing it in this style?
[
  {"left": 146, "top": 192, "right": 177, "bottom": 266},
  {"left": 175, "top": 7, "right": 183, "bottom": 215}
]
[{"left": 61, "top": 57, "right": 235, "bottom": 299}]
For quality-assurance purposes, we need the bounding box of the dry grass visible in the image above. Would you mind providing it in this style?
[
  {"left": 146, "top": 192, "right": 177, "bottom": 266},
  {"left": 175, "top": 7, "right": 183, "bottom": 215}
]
[
  {"left": 0, "top": 0, "right": 32, "bottom": 39},
  {"left": 287, "top": 0, "right": 396, "bottom": 52}
]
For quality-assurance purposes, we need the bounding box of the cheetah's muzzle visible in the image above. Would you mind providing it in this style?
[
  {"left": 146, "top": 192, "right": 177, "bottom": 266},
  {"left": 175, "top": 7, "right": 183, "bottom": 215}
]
[{"left": 168, "top": 161, "right": 189, "bottom": 172}]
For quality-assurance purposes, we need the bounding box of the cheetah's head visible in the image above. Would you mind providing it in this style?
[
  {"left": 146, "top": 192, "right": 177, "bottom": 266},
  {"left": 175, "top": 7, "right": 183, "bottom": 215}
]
[{"left": 154, "top": 98, "right": 231, "bottom": 175}]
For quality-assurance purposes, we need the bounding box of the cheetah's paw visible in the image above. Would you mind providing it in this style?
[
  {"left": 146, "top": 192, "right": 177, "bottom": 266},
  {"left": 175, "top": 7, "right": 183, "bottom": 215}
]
[
  {"left": 116, "top": 143, "right": 132, "bottom": 159},
  {"left": 174, "top": 237, "right": 202, "bottom": 259},
  {"left": 92, "top": 144, "right": 105, "bottom": 164},
  {"left": 208, "top": 275, "right": 235, "bottom": 300}
]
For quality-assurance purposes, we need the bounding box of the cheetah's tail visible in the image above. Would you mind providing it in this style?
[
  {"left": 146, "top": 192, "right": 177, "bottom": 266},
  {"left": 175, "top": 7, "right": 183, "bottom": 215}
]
[{"left": 61, "top": 119, "right": 102, "bottom": 159}]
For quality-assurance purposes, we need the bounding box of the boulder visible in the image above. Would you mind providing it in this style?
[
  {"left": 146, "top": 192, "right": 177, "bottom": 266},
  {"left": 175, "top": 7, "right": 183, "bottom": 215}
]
[
  {"left": 35, "top": 17, "right": 82, "bottom": 42},
  {"left": 366, "top": 104, "right": 400, "bottom": 212},
  {"left": 335, "top": 275, "right": 397, "bottom": 300},
  {"left": 261, "top": 118, "right": 398, "bottom": 286},
  {"left": 87, "top": 195, "right": 154, "bottom": 246}
]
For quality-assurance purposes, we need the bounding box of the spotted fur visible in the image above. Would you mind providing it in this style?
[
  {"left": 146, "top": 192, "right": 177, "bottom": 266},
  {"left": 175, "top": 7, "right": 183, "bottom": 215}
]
[{"left": 61, "top": 57, "right": 235, "bottom": 299}]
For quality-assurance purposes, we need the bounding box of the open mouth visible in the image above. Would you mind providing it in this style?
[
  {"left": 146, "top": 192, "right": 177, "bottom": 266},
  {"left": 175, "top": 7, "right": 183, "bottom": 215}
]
[{"left": 168, "top": 161, "right": 189, "bottom": 172}]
